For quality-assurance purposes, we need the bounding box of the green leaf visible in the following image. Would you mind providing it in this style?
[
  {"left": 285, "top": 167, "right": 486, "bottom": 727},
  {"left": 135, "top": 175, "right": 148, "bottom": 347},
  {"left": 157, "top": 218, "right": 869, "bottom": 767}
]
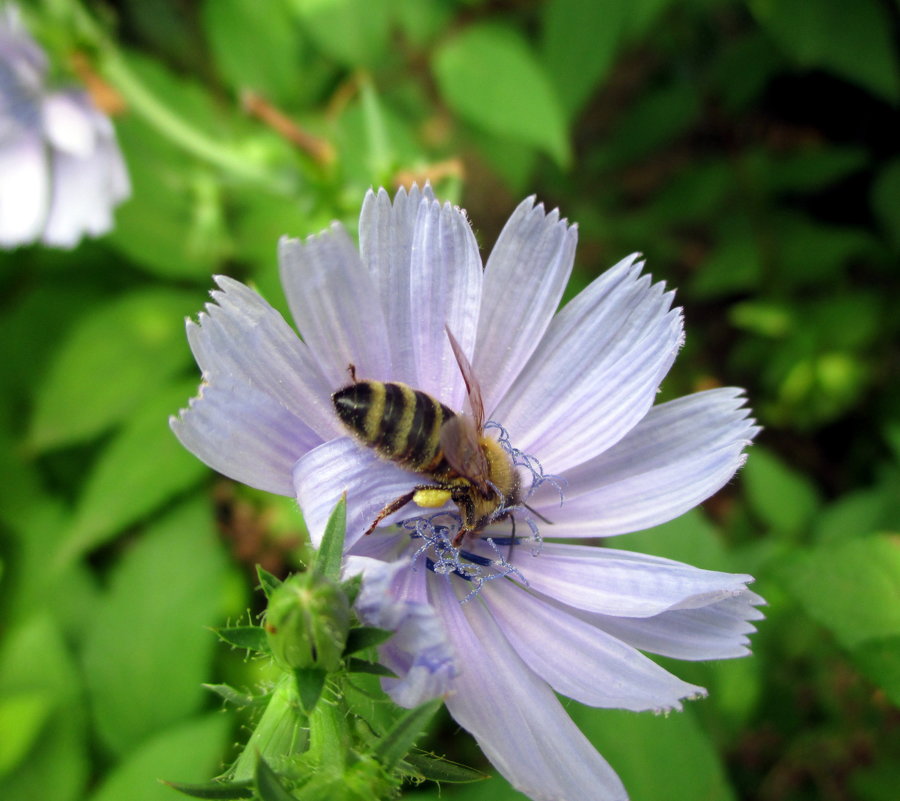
[
  {"left": 872, "top": 159, "right": 900, "bottom": 251},
  {"left": 255, "top": 755, "right": 296, "bottom": 801},
  {"left": 750, "top": 0, "right": 900, "bottom": 103},
  {"left": 257, "top": 565, "right": 284, "bottom": 599},
  {"left": 403, "top": 752, "right": 489, "bottom": 784},
  {"left": 779, "top": 534, "right": 900, "bottom": 650},
  {"left": 0, "top": 615, "right": 89, "bottom": 801},
  {"left": 82, "top": 500, "right": 232, "bottom": 756},
  {"left": 570, "top": 704, "right": 738, "bottom": 801},
  {"left": 743, "top": 447, "right": 821, "bottom": 537},
  {"left": 432, "top": 24, "right": 570, "bottom": 167},
  {"left": 344, "top": 626, "right": 394, "bottom": 656},
  {"left": 164, "top": 779, "right": 254, "bottom": 799},
  {"left": 289, "top": 0, "right": 391, "bottom": 68},
  {"left": 0, "top": 691, "right": 53, "bottom": 777},
  {"left": 540, "top": 0, "right": 631, "bottom": 119},
  {"left": 87, "top": 715, "right": 231, "bottom": 801},
  {"left": 202, "top": 684, "right": 262, "bottom": 708},
  {"left": 215, "top": 626, "right": 270, "bottom": 653},
  {"left": 28, "top": 288, "right": 200, "bottom": 451},
  {"left": 202, "top": 0, "right": 299, "bottom": 105},
  {"left": 294, "top": 667, "right": 327, "bottom": 714},
  {"left": 851, "top": 636, "right": 900, "bottom": 708},
  {"left": 61, "top": 379, "right": 208, "bottom": 560},
  {"left": 347, "top": 659, "right": 396, "bottom": 678},
  {"left": 373, "top": 699, "right": 442, "bottom": 771},
  {"left": 313, "top": 495, "right": 346, "bottom": 582}
]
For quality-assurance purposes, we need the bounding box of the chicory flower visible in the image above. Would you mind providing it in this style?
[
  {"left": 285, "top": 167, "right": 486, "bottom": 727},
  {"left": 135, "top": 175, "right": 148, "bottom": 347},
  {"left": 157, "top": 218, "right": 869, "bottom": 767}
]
[
  {"left": 172, "top": 185, "right": 762, "bottom": 801},
  {"left": 0, "top": 5, "right": 129, "bottom": 248}
]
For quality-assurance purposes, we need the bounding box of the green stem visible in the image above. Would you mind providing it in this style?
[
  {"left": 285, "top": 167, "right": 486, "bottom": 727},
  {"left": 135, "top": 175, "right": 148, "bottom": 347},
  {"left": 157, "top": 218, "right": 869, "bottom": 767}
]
[
  {"left": 101, "top": 52, "right": 294, "bottom": 194},
  {"left": 307, "top": 684, "right": 350, "bottom": 774}
]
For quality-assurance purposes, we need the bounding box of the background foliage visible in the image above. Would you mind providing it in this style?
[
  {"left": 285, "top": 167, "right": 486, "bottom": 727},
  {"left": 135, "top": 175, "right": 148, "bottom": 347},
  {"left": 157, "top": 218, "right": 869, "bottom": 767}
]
[{"left": 1, "top": 0, "right": 899, "bottom": 799}]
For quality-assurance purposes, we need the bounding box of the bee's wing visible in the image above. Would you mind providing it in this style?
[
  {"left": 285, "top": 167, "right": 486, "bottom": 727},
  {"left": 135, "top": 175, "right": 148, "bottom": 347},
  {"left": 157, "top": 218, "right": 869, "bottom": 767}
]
[
  {"left": 440, "top": 414, "right": 490, "bottom": 492},
  {"left": 445, "top": 325, "right": 485, "bottom": 430}
]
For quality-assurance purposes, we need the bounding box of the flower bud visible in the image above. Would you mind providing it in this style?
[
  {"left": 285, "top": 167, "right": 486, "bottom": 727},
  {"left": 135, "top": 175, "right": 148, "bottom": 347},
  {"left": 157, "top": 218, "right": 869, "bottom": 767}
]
[{"left": 264, "top": 573, "right": 350, "bottom": 672}]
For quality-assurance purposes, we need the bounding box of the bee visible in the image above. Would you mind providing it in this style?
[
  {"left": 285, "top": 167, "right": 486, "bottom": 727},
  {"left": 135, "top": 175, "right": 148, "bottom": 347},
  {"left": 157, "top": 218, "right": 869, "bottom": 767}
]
[{"left": 331, "top": 329, "right": 521, "bottom": 546}]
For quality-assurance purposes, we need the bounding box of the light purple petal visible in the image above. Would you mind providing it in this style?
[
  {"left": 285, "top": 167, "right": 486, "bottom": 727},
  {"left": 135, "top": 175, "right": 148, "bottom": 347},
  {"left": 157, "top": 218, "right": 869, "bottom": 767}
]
[
  {"left": 170, "top": 376, "right": 319, "bottom": 496},
  {"left": 433, "top": 576, "right": 627, "bottom": 801},
  {"left": 485, "top": 577, "right": 705, "bottom": 711},
  {"left": 0, "top": 134, "right": 47, "bottom": 247},
  {"left": 526, "top": 388, "right": 758, "bottom": 536},
  {"left": 358, "top": 184, "right": 435, "bottom": 384},
  {"left": 473, "top": 197, "right": 577, "bottom": 416},
  {"left": 512, "top": 543, "right": 754, "bottom": 617},
  {"left": 187, "top": 276, "right": 339, "bottom": 442},
  {"left": 279, "top": 224, "right": 392, "bottom": 384},
  {"left": 495, "top": 254, "right": 683, "bottom": 473},
  {"left": 579, "top": 589, "right": 766, "bottom": 661},
  {"left": 42, "top": 91, "right": 95, "bottom": 156},
  {"left": 354, "top": 557, "right": 457, "bottom": 707},
  {"left": 292, "top": 437, "right": 427, "bottom": 548},
  {"left": 407, "top": 198, "right": 483, "bottom": 409}
]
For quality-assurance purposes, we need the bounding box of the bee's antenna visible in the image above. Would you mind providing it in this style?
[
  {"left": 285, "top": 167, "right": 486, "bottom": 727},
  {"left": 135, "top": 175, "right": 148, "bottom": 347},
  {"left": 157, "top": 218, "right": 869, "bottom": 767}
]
[{"left": 346, "top": 363, "right": 357, "bottom": 382}]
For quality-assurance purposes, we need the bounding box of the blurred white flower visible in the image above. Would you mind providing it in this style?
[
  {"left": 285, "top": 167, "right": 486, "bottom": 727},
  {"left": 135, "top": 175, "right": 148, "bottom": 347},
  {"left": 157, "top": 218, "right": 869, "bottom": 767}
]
[{"left": 0, "top": 5, "right": 129, "bottom": 249}]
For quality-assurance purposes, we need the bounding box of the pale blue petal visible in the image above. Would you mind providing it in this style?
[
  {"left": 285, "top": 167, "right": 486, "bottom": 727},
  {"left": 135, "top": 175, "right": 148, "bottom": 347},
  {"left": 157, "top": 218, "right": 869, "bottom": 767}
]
[
  {"left": 433, "top": 576, "right": 628, "bottom": 801},
  {"left": 408, "top": 198, "right": 483, "bottom": 409},
  {"left": 473, "top": 197, "right": 577, "bottom": 416},
  {"left": 511, "top": 543, "right": 754, "bottom": 617},
  {"left": 358, "top": 184, "right": 435, "bottom": 384},
  {"left": 279, "top": 224, "right": 392, "bottom": 384},
  {"left": 292, "top": 437, "right": 425, "bottom": 548},
  {"left": 170, "top": 377, "right": 318, "bottom": 496},
  {"left": 187, "top": 276, "right": 339, "bottom": 442},
  {"left": 485, "top": 577, "right": 705, "bottom": 711},
  {"left": 495, "top": 255, "right": 683, "bottom": 473},
  {"left": 354, "top": 557, "right": 457, "bottom": 707},
  {"left": 577, "top": 589, "right": 766, "bottom": 661}
]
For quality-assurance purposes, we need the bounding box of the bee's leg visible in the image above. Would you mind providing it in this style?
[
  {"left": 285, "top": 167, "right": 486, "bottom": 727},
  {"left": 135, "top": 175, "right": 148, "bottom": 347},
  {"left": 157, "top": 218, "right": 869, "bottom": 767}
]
[
  {"left": 508, "top": 514, "right": 517, "bottom": 559},
  {"left": 363, "top": 490, "right": 417, "bottom": 536},
  {"left": 450, "top": 490, "right": 477, "bottom": 547},
  {"left": 364, "top": 484, "right": 447, "bottom": 536}
]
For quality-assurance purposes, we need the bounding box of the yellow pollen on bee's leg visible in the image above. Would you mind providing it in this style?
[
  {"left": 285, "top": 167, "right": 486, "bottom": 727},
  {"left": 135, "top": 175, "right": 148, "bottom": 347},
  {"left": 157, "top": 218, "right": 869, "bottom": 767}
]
[{"left": 413, "top": 488, "right": 452, "bottom": 508}]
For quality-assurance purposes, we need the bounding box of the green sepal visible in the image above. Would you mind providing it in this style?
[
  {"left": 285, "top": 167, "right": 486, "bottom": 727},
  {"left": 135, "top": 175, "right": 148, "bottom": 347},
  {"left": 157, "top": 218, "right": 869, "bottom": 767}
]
[
  {"left": 163, "top": 779, "right": 254, "bottom": 799},
  {"left": 342, "top": 573, "right": 362, "bottom": 606},
  {"left": 312, "top": 495, "right": 346, "bottom": 583},
  {"left": 294, "top": 667, "right": 327, "bottom": 714},
  {"left": 214, "top": 625, "right": 270, "bottom": 653},
  {"left": 373, "top": 699, "right": 442, "bottom": 771},
  {"left": 347, "top": 658, "right": 397, "bottom": 678},
  {"left": 403, "top": 752, "right": 490, "bottom": 784},
  {"left": 343, "top": 626, "right": 394, "bottom": 656},
  {"left": 255, "top": 755, "right": 296, "bottom": 801},
  {"left": 256, "top": 565, "right": 283, "bottom": 599},
  {"left": 202, "top": 683, "right": 264, "bottom": 708}
]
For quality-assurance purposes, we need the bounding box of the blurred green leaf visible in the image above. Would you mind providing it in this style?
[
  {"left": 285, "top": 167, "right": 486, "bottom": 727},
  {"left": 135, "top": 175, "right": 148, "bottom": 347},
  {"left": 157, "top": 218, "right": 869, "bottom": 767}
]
[
  {"left": 815, "top": 484, "right": 900, "bottom": 545},
  {"left": 82, "top": 499, "right": 232, "bottom": 756},
  {"left": 540, "top": 0, "right": 630, "bottom": 119},
  {"left": 750, "top": 0, "right": 900, "bottom": 103},
  {"left": 852, "top": 635, "right": 900, "bottom": 708},
  {"left": 202, "top": 0, "right": 300, "bottom": 106},
  {"left": 373, "top": 699, "right": 441, "bottom": 771},
  {"left": 872, "top": 158, "right": 900, "bottom": 251},
  {"left": 689, "top": 217, "right": 762, "bottom": 299},
  {"left": 617, "top": 508, "right": 733, "bottom": 572},
  {"left": 729, "top": 301, "right": 792, "bottom": 338},
  {"left": 743, "top": 447, "right": 821, "bottom": 537},
  {"left": 765, "top": 147, "right": 867, "bottom": 194},
  {"left": 86, "top": 714, "right": 231, "bottom": 801},
  {"left": 61, "top": 379, "right": 208, "bottom": 559},
  {"left": 289, "top": 0, "right": 391, "bottom": 68},
  {"left": 255, "top": 755, "right": 295, "bottom": 801},
  {"left": 433, "top": 24, "right": 570, "bottom": 167},
  {"left": 28, "top": 288, "right": 200, "bottom": 451},
  {"left": 395, "top": 0, "right": 453, "bottom": 47},
  {"left": 215, "top": 626, "right": 271, "bottom": 653},
  {"left": 570, "top": 705, "right": 738, "bottom": 801},
  {"left": 0, "top": 615, "right": 89, "bottom": 801},
  {"left": 165, "top": 779, "right": 254, "bottom": 799},
  {"left": 779, "top": 534, "right": 900, "bottom": 650},
  {"left": 0, "top": 691, "right": 52, "bottom": 777}
]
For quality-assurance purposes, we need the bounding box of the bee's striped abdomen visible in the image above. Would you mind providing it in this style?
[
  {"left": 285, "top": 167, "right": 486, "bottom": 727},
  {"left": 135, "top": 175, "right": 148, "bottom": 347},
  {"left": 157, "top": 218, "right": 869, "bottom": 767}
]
[{"left": 332, "top": 381, "right": 454, "bottom": 472}]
